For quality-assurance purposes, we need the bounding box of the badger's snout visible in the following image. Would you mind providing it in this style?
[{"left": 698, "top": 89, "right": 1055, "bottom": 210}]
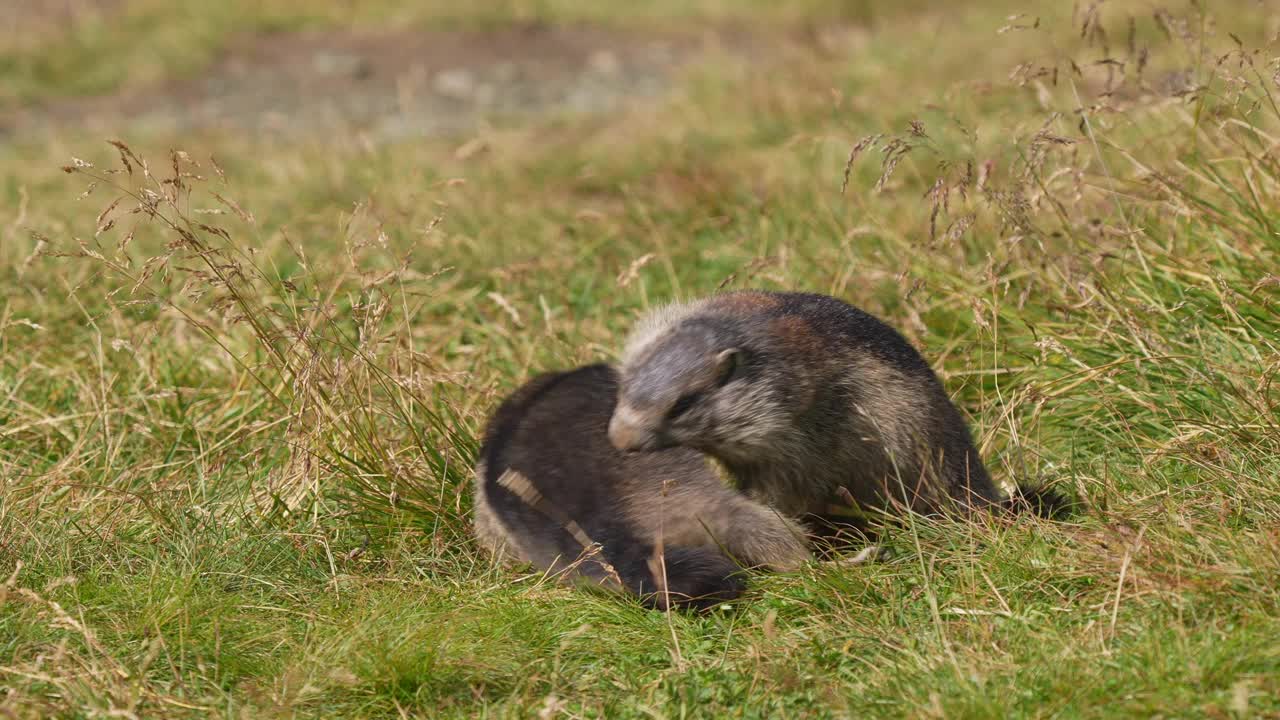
[{"left": 608, "top": 404, "right": 670, "bottom": 452}]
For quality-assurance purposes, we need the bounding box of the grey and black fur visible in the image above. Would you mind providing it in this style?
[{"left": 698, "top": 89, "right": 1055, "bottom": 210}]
[
  {"left": 473, "top": 363, "right": 811, "bottom": 610},
  {"left": 609, "top": 290, "right": 1069, "bottom": 542}
]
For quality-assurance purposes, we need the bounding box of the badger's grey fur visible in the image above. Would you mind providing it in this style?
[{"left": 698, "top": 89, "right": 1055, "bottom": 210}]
[
  {"left": 610, "top": 290, "right": 1068, "bottom": 540},
  {"left": 473, "top": 363, "right": 811, "bottom": 610}
]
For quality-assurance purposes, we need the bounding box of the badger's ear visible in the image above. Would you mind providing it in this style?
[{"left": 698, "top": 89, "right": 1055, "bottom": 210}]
[{"left": 714, "top": 348, "right": 741, "bottom": 386}]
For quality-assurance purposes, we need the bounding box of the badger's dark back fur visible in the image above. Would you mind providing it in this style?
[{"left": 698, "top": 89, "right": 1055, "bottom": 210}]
[
  {"left": 611, "top": 290, "right": 1065, "bottom": 537},
  {"left": 473, "top": 364, "right": 810, "bottom": 611}
]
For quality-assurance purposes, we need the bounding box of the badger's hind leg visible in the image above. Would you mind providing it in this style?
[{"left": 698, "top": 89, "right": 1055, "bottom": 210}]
[
  {"left": 644, "top": 484, "right": 813, "bottom": 573},
  {"left": 714, "top": 498, "right": 813, "bottom": 572}
]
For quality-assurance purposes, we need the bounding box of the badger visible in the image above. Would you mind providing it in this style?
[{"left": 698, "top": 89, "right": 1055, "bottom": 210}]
[
  {"left": 472, "top": 364, "right": 811, "bottom": 610},
  {"left": 609, "top": 290, "right": 1069, "bottom": 542}
]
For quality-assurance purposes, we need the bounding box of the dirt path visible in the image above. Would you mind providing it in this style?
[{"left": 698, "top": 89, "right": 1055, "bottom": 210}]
[{"left": 1, "top": 22, "right": 856, "bottom": 144}]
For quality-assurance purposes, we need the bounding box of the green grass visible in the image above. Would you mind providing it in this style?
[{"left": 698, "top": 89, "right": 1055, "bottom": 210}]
[{"left": 3, "top": 0, "right": 1280, "bottom": 717}]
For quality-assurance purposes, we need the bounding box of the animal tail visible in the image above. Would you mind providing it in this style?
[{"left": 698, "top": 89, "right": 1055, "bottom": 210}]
[
  {"left": 1005, "top": 484, "right": 1076, "bottom": 520},
  {"left": 632, "top": 545, "right": 746, "bottom": 612}
]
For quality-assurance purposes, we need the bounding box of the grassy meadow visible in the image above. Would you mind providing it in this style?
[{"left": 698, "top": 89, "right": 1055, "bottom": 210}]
[{"left": 2, "top": 0, "right": 1278, "bottom": 717}]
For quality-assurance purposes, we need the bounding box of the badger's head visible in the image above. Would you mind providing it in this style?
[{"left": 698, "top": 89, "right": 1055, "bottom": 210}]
[{"left": 609, "top": 311, "right": 795, "bottom": 462}]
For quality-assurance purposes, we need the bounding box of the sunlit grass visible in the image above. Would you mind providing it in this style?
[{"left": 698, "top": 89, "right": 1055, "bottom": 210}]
[{"left": 2, "top": 0, "right": 1278, "bottom": 717}]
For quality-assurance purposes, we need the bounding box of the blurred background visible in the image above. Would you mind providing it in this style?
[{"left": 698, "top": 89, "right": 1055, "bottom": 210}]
[{"left": 1, "top": 1, "right": 908, "bottom": 146}]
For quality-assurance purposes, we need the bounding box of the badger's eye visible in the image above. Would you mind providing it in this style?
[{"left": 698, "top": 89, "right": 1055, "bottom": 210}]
[{"left": 668, "top": 391, "right": 702, "bottom": 420}]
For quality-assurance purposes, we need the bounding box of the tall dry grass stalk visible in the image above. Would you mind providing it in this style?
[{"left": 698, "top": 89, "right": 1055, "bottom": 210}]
[
  {"left": 53, "top": 144, "right": 475, "bottom": 544},
  {"left": 840, "top": 2, "right": 1280, "bottom": 495}
]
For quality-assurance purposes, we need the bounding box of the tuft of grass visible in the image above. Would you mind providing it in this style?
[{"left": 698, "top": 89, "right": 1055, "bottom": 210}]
[{"left": 2, "top": 0, "right": 1279, "bottom": 717}]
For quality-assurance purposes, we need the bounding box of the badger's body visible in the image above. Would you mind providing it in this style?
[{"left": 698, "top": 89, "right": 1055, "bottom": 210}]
[
  {"left": 609, "top": 290, "right": 1065, "bottom": 539},
  {"left": 473, "top": 363, "right": 810, "bottom": 610}
]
